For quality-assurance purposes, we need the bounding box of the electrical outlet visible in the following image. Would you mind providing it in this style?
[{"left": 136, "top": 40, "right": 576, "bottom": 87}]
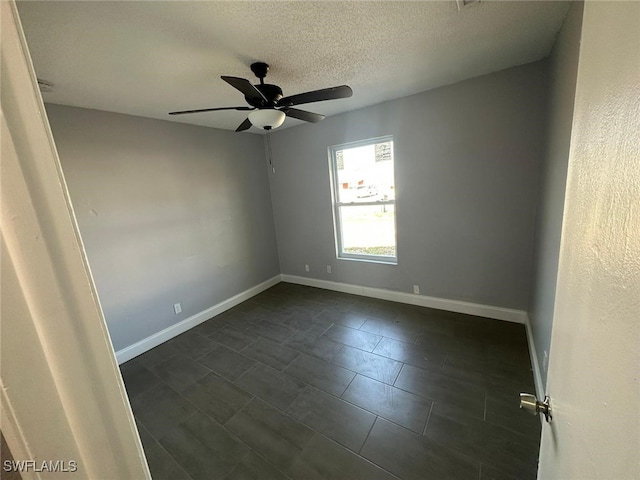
[
  {"left": 543, "top": 350, "right": 549, "bottom": 372},
  {"left": 173, "top": 303, "right": 182, "bottom": 315},
  {"left": 413, "top": 285, "right": 420, "bottom": 294},
  {"left": 305, "top": 264, "right": 310, "bottom": 272},
  {"left": 327, "top": 265, "right": 332, "bottom": 274}
]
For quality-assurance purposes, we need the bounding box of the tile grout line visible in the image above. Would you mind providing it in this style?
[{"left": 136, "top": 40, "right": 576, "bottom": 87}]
[
  {"left": 340, "top": 370, "right": 359, "bottom": 399},
  {"left": 422, "top": 401, "right": 435, "bottom": 437},
  {"left": 371, "top": 334, "right": 384, "bottom": 353},
  {"left": 139, "top": 421, "right": 196, "bottom": 480},
  {"left": 358, "top": 415, "right": 379, "bottom": 455},
  {"left": 306, "top": 428, "right": 402, "bottom": 480},
  {"left": 393, "top": 352, "right": 407, "bottom": 383},
  {"left": 393, "top": 362, "right": 407, "bottom": 387},
  {"left": 483, "top": 391, "right": 488, "bottom": 421},
  {"left": 214, "top": 398, "right": 296, "bottom": 480},
  {"left": 227, "top": 364, "right": 377, "bottom": 473},
  {"left": 440, "top": 353, "right": 448, "bottom": 374},
  {"left": 328, "top": 342, "right": 346, "bottom": 364}
]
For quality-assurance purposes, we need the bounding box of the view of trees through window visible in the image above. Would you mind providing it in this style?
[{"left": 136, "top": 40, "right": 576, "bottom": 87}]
[{"left": 330, "top": 137, "right": 396, "bottom": 262}]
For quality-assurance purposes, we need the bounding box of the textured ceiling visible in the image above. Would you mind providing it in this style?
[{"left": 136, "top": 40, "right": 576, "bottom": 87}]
[{"left": 17, "top": 1, "right": 571, "bottom": 133}]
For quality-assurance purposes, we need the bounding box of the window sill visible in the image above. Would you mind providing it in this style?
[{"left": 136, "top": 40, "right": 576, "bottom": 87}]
[{"left": 337, "top": 255, "right": 398, "bottom": 266}]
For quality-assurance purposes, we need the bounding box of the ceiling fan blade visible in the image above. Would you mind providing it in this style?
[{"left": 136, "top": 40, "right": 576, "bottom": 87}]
[
  {"left": 235, "top": 118, "right": 252, "bottom": 132},
  {"left": 221, "top": 76, "right": 267, "bottom": 105},
  {"left": 168, "top": 106, "right": 253, "bottom": 115},
  {"left": 282, "top": 108, "right": 325, "bottom": 123},
  {"left": 278, "top": 85, "right": 352, "bottom": 107}
]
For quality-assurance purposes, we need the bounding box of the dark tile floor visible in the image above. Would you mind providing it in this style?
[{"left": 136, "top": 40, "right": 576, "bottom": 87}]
[{"left": 121, "top": 283, "right": 541, "bottom": 480}]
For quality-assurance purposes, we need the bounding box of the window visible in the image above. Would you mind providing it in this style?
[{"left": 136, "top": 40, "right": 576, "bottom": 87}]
[{"left": 329, "top": 136, "right": 397, "bottom": 264}]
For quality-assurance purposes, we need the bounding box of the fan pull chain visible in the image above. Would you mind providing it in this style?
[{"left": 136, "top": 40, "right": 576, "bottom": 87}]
[{"left": 266, "top": 132, "right": 275, "bottom": 174}]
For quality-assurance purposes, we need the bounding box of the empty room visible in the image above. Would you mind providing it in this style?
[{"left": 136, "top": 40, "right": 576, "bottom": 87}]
[{"left": 2, "top": 1, "right": 638, "bottom": 480}]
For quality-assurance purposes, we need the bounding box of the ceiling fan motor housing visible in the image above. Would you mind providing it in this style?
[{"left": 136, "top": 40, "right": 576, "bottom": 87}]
[{"left": 248, "top": 84, "right": 283, "bottom": 108}]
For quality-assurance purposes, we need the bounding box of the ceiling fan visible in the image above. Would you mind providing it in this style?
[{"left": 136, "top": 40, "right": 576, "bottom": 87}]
[{"left": 169, "top": 62, "right": 353, "bottom": 132}]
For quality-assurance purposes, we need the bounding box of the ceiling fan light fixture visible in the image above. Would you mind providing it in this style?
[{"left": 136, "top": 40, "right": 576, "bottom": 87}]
[{"left": 248, "top": 109, "right": 286, "bottom": 130}]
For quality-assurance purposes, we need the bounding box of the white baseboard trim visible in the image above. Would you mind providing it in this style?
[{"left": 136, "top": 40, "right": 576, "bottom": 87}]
[
  {"left": 115, "top": 275, "right": 281, "bottom": 364},
  {"left": 524, "top": 314, "right": 545, "bottom": 401},
  {"left": 115, "top": 273, "right": 532, "bottom": 365},
  {"left": 280, "top": 274, "right": 528, "bottom": 324}
]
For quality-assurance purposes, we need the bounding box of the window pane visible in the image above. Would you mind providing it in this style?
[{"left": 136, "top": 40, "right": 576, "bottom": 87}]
[
  {"left": 334, "top": 141, "right": 395, "bottom": 204},
  {"left": 339, "top": 204, "right": 396, "bottom": 258}
]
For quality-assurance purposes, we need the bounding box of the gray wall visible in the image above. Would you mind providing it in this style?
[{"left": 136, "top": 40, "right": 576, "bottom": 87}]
[
  {"left": 268, "top": 61, "right": 548, "bottom": 310},
  {"left": 46, "top": 105, "right": 279, "bottom": 351},
  {"left": 529, "top": 1, "right": 584, "bottom": 386}
]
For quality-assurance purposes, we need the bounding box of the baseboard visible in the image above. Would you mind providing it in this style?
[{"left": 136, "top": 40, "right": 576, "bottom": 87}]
[
  {"left": 115, "top": 272, "right": 532, "bottom": 365},
  {"left": 281, "top": 274, "right": 528, "bottom": 324},
  {"left": 115, "top": 275, "right": 281, "bottom": 364},
  {"left": 524, "top": 314, "right": 545, "bottom": 401}
]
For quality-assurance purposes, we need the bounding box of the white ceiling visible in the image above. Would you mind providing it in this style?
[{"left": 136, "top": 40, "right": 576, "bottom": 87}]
[{"left": 17, "top": 1, "right": 571, "bottom": 133}]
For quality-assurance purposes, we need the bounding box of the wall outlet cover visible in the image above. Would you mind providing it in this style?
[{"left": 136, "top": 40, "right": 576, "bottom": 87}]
[
  {"left": 173, "top": 303, "right": 182, "bottom": 315},
  {"left": 327, "top": 265, "right": 332, "bottom": 274},
  {"left": 413, "top": 285, "right": 420, "bottom": 294},
  {"left": 305, "top": 264, "right": 310, "bottom": 272}
]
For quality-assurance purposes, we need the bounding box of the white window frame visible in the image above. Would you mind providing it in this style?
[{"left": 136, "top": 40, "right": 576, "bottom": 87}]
[{"left": 328, "top": 135, "right": 398, "bottom": 265}]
